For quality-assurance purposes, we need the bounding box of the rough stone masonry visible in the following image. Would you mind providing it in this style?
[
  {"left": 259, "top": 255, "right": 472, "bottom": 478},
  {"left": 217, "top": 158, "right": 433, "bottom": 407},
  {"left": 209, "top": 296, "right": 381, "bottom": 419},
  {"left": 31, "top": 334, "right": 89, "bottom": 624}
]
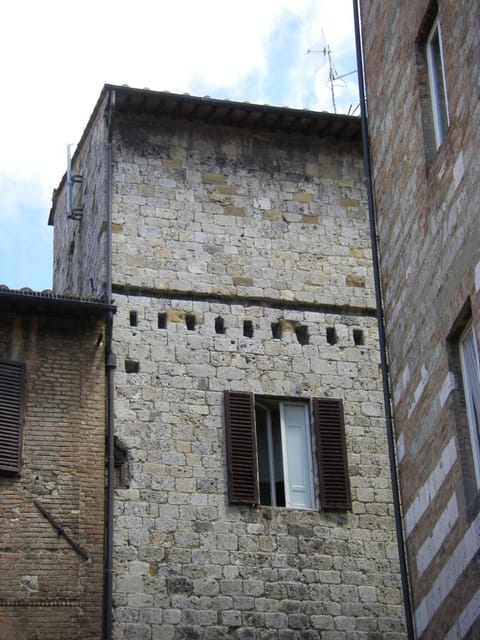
[{"left": 50, "top": 86, "right": 406, "bottom": 639}]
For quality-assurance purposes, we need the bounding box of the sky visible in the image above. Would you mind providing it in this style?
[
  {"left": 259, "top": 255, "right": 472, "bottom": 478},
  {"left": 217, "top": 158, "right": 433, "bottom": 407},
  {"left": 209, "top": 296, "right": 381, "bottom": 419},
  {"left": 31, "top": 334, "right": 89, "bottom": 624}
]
[{"left": 0, "top": 0, "right": 359, "bottom": 291}]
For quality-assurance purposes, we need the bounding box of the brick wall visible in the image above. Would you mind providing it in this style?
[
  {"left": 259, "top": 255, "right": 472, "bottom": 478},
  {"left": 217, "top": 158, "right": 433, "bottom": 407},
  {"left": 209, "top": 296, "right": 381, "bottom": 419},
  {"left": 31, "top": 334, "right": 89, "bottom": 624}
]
[
  {"left": 360, "top": 1, "right": 480, "bottom": 637},
  {"left": 0, "top": 310, "right": 106, "bottom": 639}
]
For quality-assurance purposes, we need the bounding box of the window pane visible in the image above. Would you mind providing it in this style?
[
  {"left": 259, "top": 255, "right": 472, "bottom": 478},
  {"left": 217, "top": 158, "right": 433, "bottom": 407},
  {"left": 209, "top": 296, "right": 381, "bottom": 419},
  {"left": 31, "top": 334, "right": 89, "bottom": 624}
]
[
  {"left": 460, "top": 325, "right": 480, "bottom": 488},
  {"left": 281, "top": 403, "right": 314, "bottom": 509},
  {"left": 427, "top": 21, "right": 449, "bottom": 147}
]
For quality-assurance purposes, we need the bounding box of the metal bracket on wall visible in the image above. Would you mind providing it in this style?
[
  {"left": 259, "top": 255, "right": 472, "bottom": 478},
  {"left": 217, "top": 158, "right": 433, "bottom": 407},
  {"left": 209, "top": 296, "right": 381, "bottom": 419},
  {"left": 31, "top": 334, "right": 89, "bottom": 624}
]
[
  {"left": 33, "top": 499, "right": 89, "bottom": 561},
  {"left": 67, "top": 175, "right": 84, "bottom": 220},
  {"left": 66, "top": 145, "right": 84, "bottom": 220}
]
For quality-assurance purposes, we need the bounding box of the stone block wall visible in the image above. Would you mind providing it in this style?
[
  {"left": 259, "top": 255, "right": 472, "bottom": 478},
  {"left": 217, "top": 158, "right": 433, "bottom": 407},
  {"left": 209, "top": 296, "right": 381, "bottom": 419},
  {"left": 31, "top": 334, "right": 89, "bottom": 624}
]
[
  {"left": 0, "top": 309, "right": 106, "bottom": 639},
  {"left": 111, "top": 294, "right": 405, "bottom": 639},
  {"left": 360, "top": 1, "right": 480, "bottom": 637},
  {"left": 110, "top": 114, "right": 373, "bottom": 309},
  {"left": 52, "top": 92, "right": 110, "bottom": 299},
  {"left": 49, "top": 87, "right": 408, "bottom": 638}
]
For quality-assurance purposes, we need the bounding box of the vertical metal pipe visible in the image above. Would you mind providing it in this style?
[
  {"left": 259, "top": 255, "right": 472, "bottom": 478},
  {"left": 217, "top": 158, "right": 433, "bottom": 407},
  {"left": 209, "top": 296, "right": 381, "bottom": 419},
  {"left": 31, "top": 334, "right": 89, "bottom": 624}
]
[
  {"left": 104, "top": 317, "right": 116, "bottom": 640},
  {"left": 66, "top": 144, "right": 73, "bottom": 218},
  {"left": 352, "top": 2, "right": 415, "bottom": 637}
]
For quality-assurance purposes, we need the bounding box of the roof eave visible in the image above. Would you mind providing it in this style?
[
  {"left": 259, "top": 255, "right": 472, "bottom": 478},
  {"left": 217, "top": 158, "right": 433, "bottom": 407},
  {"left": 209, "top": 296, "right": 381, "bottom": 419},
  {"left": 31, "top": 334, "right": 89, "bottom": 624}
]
[
  {"left": 0, "top": 288, "right": 116, "bottom": 318},
  {"left": 49, "top": 84, "right": 361, "bottom": 225}
]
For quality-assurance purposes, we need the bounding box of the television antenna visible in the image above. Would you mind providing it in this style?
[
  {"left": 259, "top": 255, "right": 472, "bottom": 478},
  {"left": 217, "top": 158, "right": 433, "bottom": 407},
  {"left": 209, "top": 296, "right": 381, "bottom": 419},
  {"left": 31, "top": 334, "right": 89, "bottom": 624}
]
[{"left": 307, "top": 35, "right": 357, "bottom": 114}]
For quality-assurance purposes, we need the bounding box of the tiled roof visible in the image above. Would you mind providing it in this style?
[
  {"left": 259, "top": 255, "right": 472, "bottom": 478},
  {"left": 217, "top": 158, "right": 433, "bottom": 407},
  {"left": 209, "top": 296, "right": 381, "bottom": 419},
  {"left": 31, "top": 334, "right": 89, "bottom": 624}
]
[
  {"left": 109, "top": 84, "right": 361, "bottom": 140},
  {"left": 0, "top": 286, "right": 115, "bottom": 316}
]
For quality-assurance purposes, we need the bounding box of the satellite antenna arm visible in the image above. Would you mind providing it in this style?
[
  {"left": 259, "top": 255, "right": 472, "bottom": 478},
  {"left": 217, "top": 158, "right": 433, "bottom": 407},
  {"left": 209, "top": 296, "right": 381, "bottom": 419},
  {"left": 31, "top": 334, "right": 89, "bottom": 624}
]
[{"left": 332, "top": 69, "right": 357, "bottom": 81}]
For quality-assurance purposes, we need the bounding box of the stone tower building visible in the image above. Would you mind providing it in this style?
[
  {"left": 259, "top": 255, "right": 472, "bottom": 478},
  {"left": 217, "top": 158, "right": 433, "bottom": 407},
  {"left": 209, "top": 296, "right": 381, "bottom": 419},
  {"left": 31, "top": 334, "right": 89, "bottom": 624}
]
[
  {"left": 359, "top": 1, "right": 480, "bottom": 638},
  {"left": 49, "top": 85, "right": 406, "bottom": 639}
]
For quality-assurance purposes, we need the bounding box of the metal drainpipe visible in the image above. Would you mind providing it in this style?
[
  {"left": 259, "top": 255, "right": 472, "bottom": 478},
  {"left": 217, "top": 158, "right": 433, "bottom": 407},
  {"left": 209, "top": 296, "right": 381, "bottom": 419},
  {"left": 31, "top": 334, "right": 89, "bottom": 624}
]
[
  {"left": 104, "top": 88, "right": 116, "bottom": 640},
  {"left": 352, "top": 2, "right": 415, "bottom": 638}
]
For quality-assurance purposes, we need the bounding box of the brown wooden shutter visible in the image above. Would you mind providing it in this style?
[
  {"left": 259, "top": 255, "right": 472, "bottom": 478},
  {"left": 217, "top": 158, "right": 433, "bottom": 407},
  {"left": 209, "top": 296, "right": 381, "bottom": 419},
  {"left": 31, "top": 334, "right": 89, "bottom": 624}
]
[
  {"left": 224, "top": 391, "right": 259, "bottom": 505},
  {"left": 0, "top": 361, "right": 25, "bottom": 474},
  {"left": 313, "top": 397, "right": 351, "bottom": 510}
]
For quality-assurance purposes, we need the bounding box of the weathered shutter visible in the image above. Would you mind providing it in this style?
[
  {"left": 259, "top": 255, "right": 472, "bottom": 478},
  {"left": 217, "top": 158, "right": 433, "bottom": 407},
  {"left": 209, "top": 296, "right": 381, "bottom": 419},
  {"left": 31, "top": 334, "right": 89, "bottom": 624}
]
[
  {"left": 224, "top": 391, "right": 259, "bottom": 505},
  {"left": 0, "top": 361, "right": 25, "bottom": 474},
  {"left": 313, "top": 397, "right": 351, "bottom": 510}
]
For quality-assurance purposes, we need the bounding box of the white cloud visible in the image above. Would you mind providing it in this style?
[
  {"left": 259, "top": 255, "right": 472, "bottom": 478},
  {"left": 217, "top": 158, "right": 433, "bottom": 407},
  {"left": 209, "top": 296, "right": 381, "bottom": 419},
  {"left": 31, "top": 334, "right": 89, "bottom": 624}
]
[{"left": 0, "top": 0, "right": 358, "bottom": 290}]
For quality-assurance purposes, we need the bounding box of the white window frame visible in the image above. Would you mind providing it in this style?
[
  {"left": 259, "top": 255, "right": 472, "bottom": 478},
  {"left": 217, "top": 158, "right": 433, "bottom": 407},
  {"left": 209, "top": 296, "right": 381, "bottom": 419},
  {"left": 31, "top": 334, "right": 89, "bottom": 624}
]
[
  {"left": 280, "top": 402, "right": 315, "bottom": 509},
  {"left": 256, "top": 399, "right": 315, "bottom": 509},
  {"left": 426, "top": 18, "right": 449, "bottom": 149},
  {"left": 459, "top": 322, "right": 480, "bottom": 489}
]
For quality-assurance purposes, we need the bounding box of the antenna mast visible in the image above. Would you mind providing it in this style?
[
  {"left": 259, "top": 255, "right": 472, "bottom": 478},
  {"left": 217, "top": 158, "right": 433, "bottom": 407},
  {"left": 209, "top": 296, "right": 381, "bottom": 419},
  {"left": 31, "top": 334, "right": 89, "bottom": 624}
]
[
  {"left": 326, "top": 46, "right": 337, "bottom": 114},
  {"left": 308, "top": 39, "right": 357, "bottom": 114}
]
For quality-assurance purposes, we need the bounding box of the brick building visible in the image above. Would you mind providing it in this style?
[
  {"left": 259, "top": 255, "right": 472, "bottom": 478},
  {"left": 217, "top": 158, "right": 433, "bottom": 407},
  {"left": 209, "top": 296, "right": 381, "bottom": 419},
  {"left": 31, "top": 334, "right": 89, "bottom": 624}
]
[
  {"left": 49, "top": 85, "right": 406, "bottom": 638},
  {"left": 358, "top": 1, "right": 480, "bottom": 638},
  {"left": 0, "top": 289, "right": 111, "bottom": 639}
]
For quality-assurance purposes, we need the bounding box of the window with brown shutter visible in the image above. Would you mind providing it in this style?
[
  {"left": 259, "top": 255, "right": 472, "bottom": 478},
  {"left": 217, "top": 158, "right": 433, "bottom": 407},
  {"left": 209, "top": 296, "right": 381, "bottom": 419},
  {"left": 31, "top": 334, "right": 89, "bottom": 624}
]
[
  {"left": 224, "top": 391, "right": 351, "bottom": 510},
  {"left": 0, "top": 361, "right": 25, "bottom": 475},
  {"left": 313, "top": 397, "right": 351, "bottom": 510},
  {"left": 224, "top": 391, "right": 259, "bottom": 504}
]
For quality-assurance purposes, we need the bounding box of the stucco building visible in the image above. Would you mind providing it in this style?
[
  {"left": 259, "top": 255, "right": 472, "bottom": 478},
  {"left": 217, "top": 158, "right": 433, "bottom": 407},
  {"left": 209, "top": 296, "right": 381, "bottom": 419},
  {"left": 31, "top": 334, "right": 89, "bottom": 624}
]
[
  {"left": 0, "top": 289, "right": 111, "bottom": 639},
  {"left": 49, "top": 85, "right": 406, "bottom": 638},
  {"left": 358, "top": 1, "right": 480, "bottom": 638}
]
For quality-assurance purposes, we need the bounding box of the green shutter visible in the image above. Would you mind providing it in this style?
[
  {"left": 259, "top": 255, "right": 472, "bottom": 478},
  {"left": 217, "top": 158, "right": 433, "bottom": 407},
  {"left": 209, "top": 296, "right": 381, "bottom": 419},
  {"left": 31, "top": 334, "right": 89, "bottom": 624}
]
[
  {"left": 0, "top": 361, "right": 25, "bottom": 474},
  {"left": 313, "top": 397, "right": 351, "bottom": 510},
  {"left": 224, "top": 391, "right": 259, "bottom": 505}
]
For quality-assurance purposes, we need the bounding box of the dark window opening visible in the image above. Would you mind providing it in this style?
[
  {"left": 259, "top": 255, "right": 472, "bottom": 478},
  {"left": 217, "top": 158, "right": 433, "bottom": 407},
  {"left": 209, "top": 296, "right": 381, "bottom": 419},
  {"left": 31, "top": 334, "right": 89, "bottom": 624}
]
[
  {"left": 125, "top": 360, "right": 140, "bottom": 374},
  {"left": 255, "top": 401, "right": 287, "bottom": 507},
  {"left": 326, "top": 327, "right": 337, "bottom": 345},
  {"left": 271, "top": 322, "right": 282, "bottom": 340},
  {"left": 129, "top": 311, "right": 138, "bottom": 327},
  {"left": 186, "top": 314, "right": 196, "bottom": 331},
  {"left": 295, "top": 325, "right": 309, "bottom": 345},
  {"left": 353, "top": 329, "right": 364, "bottom": 346},
  {"left": 215, "top": 317, "right": 225, "bottom": 334},
  {"left": 114, "top": 438, "right": 130, "bottom": 489},
  {"left": 158, "top": 313, "right": 167, "bottom": 329},
  {"left": 243, "top": 320, "right": 254, "bottom": 338}
]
